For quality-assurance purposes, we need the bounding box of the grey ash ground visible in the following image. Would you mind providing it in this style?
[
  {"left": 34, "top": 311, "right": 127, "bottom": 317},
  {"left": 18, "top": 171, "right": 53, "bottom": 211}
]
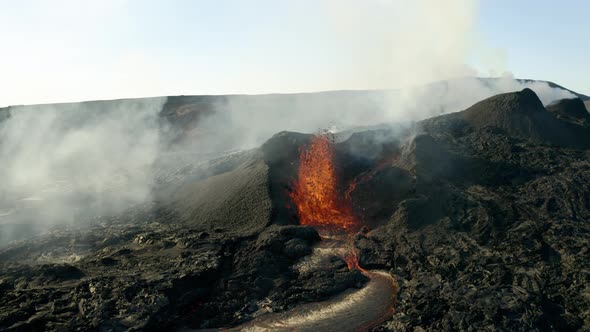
[{"left": 1, "top": 87, "right": 590, "bottom": 331}]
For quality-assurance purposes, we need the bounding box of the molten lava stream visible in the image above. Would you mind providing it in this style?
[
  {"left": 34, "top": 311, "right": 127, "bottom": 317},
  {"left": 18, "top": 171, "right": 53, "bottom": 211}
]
[
  {"left": 250, "top": 133, "right": 397, "bottom": 331},
  {"left": 222, "top": 235, "right": 398, "bottom": 332},
  {"left": 289, "top": 134, "right": 368, "bottom": 272}
]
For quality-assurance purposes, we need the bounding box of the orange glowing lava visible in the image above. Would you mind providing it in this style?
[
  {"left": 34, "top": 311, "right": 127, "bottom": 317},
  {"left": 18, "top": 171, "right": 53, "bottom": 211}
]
[
  {"left": 289, "top": 134, "right": 357, "bottom": 232},
  {"left": 343, "top": 246, "right": 366, "bottom": 273}
]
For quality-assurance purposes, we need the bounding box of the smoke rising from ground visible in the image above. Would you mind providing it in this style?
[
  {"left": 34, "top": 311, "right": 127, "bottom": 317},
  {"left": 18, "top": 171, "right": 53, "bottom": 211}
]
[
  {"left": 0, "top": 98, "right": 164, "bottom": 245},
  {"left": 189, "top": 77, "right": 577, "bottom": 153},
  {"left": 184, "top": 0, "right": 577, "bottom": 151}
]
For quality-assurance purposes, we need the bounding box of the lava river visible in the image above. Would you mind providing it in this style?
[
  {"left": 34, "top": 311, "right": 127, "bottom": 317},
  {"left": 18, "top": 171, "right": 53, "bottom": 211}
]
[
  {"left": 193, "top": 134, "right": 398, "bottom": 332},
  {"left": 230, "top": 134, "right": 398, "bottom": 331},
  {"left": 228, "top": 236, "right": 398, "bottom": 332},
  {"left": 237, "top": 270, "right": 395, "bottom": 331}
]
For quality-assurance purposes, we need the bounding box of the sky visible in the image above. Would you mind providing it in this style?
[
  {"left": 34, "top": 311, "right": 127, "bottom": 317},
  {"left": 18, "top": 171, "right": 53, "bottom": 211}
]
[{"left": 0, "top": 0, "right": 587, "bottom": 106}]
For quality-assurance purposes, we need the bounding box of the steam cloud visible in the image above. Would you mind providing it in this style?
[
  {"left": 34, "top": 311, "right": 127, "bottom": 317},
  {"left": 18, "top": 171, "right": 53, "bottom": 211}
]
[
  {"left": 194, "top": 76, "right": 576, "bottom": 152},
  {"left": 0, "top": 98, "right": 164, "bottom": 245},
  {"left": 189, "top": 0, "right": 577, "bottom": 150}
]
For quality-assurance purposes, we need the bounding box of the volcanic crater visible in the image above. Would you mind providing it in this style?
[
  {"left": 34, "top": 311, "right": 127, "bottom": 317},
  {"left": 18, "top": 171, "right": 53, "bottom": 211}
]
[{"left": 1, "top": 88, "right": 590, "bottom": 331}]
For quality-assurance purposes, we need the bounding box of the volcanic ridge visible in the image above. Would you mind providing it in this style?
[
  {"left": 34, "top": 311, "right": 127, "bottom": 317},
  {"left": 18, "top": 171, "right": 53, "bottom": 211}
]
[{"left": 1, "top": 88, "right": 590, "bottom": 331}]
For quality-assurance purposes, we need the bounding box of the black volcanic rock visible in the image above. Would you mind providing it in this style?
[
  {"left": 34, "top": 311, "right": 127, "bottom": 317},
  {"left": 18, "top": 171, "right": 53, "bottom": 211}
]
[
  {"left": 422, "top": 88, "right": 590, "bottom": 149},
  {"left": 452, "top": 88, "right": 548, "bottom": 138},
  {"left": 365, "top": 96, "right": 590, "bottom": 330},
  {"left": 465, "top": 87, "right": 544, "bottom": 115},
  {"left": 460, "top": 88, "right": 548, "bottom": 138},
  {"left": 546, "top": 97, "right": 590, "bottom": 123}
]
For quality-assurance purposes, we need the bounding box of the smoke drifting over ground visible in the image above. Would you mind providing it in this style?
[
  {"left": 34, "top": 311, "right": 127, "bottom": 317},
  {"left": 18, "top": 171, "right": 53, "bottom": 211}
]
[
  {"left": 181, "top": 0, "right": 578, "bottom": 151},
  {"left": 192, "top": 77, "right": 577, "bottom": 152},
  {"left": 0, "top": 77, "right": 574, "bottom": 244},
  {"left": 390, "top": 76, "right": 577, "bottom": 120},
  {"left": 0, "top": 98, "right": 164, "bottom": 244}
]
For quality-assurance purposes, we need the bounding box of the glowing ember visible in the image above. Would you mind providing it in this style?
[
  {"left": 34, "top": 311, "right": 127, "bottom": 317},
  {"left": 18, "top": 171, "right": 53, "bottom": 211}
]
[{"left": 289, "top": 134, "right": 357, "bottom": 232}]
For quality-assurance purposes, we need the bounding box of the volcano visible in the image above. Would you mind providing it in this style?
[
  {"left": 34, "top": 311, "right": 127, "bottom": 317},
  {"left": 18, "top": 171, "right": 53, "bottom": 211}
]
[{"left": 1, "top": 86, "right": 590, "bottom": 331}]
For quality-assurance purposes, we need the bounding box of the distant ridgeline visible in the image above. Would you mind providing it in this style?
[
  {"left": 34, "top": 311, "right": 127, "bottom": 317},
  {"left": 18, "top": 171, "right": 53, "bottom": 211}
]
[{"left": 0, "top": 78, "right": 587, "bottom": 148}]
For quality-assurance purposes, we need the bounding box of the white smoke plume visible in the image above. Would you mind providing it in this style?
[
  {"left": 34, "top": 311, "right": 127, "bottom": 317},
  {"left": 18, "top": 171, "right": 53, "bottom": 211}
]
[
  {"left": 0, "top": 98, "right": 164, "bottom": 245},
  {"left": 185, "top": 77, "right": 576, "bottom": 153},
  {"left": 180, "top": 0, "right": 577, "bottom": 151}
]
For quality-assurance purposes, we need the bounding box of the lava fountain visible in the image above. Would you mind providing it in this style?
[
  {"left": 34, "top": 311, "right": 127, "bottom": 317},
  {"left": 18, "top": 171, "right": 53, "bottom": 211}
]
[
  {"left": 289, "top": 134, "right": 358, "bottom": 233},
  {"left": 289, "top": 134, "right": 364, "bottom": 271},
  {"left": 225, "top": 134, "right": 397, "bottom": 331}
]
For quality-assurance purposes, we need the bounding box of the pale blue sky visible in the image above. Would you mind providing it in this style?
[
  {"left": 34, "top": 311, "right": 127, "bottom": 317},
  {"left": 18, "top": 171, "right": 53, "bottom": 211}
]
[
  {"left": 0, "top": 0, "right": 587, "bottom": 106},
  {"left": 475, "top": 0, "right": 588, "bottom": 92}
]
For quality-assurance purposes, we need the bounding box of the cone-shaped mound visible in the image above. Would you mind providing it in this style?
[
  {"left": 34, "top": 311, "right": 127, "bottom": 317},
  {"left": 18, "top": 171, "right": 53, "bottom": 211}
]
[
  {"left": 461, "top": 88, "right": 551, "bottom": 141},
  {"left": 546, "top": 98, "right": 590, "bottom": 122},
  {"left": 465, "top": 88, "right": 544, "bottom": 116},
  {"left": 422, "top": 88, "right": 590, "bottom": 149}
]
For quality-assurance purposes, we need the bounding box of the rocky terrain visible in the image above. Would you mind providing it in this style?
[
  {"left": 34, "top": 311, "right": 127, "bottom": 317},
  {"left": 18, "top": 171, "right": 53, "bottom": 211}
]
[
  {"left": 0, "top": 204, "right": 367, "bottom": 330},
  {"left": 1, "top": 84, "right": 590, "bottom": 331},
  {"left": 372, "top": 89, "right": 590, "bottom": 330}
]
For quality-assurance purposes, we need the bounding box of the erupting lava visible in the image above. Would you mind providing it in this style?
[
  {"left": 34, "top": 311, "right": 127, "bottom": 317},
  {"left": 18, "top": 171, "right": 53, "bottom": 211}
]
[{"left": 289, "top": 134, "right": 358, "bottom": 232}]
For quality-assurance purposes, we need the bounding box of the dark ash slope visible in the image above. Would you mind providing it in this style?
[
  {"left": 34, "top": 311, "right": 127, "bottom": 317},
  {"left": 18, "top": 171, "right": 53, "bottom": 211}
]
[{"left": 368, "top": 89, "right": 590, "bottom": 331}]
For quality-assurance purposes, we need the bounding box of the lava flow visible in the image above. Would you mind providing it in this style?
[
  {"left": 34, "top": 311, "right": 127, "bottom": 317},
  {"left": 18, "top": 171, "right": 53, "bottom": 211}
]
[
  {"left": 223, "top": 134, "right": 397, "bottom": 332},
  {"left": 289, "top": 133, "right": 366, "bottom": 271},
  {"left": 289, "top": 134, "right": 358, "bottom": 232}
]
